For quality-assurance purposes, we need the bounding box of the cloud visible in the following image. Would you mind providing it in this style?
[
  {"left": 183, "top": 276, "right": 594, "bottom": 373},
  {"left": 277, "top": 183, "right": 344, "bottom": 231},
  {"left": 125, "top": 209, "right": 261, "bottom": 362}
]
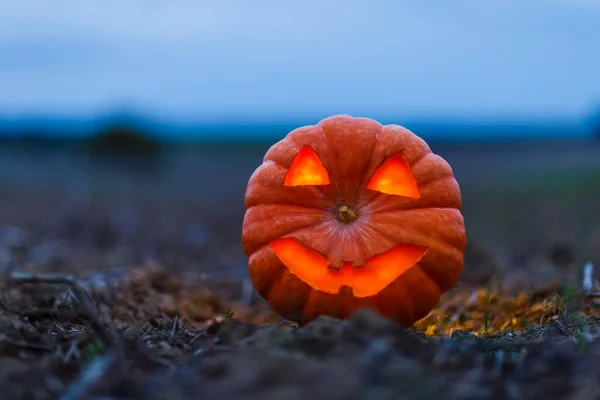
[
  {"left": 0, "top": 1, "right": 440, "bottom": 48},
  {"left": 544, "top": 0, "right": 600, "bottom": 8},
  {"left": 0, "top": 1, "right": 598, "bottom": 118}
]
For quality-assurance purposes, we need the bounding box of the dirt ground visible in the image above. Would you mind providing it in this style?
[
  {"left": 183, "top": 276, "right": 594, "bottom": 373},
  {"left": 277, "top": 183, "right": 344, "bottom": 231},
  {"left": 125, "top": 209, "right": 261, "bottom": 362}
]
[{"left": 1, "top": 139, "right": 600, "bottom": 399}]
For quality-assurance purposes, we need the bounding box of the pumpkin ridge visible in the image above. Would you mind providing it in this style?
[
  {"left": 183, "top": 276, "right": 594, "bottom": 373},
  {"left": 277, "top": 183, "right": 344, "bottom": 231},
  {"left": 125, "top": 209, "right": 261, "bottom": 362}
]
[
  {"left": 410, "top": 153, "right": 454, "bottom": 184},
  {"left": 318, "top": 115, "right": 381, "bottom": 201},
  {"left": 370, "top": 188, "right": 462, "bottom": 213},
  {"left": 368, "top": 212, "right": 466, "bottom": 250},
  {"left": 364, "top": 164, "right": 458, "bottom": 213},
  {"left": 418, "top": 255, "right": 463, "bottom": 292},
  {"left": 375, "top": 266, "right": 442, "bottom": 325},
  {"left": 376, "top": 205, "right": 462, "bottom": 213},
  {"left": 375, "top": 205, "right": 461, "bottom": 214},
  {"left": 352, "top": 223, "right": 397, "bottom": 255},
  {"left": 266, "top": 264, "right": 288, "bottom": 301},
  {"left": 266, "top": 268, "right": 311, "bottom": 321},
  {"left": 415, "top": 263, "right": 442, "bottom": 292},
  {"left": 357, "top": 127, "right": 382, "bottom": 192},
  {"left": 350, "top": 223, "right": 375, "bottom": 267},
  {"left": 358, "top": 224, "right": 463, "bottom": 292},
  {"left": 246, "top": 203, "right": 328, "bottom": 213},
  {"left": 276, "top": 220, "right": 360, "bottom": 267},
  {"left": 412, "top": 157, "right": 456, "bottom": 186},
  {"left": 414, "top": 162, "right": 455, "bottom": 186},
  {"left": 364, "top": 222, "right": 465, "bottom": 264},
  {"left": 245, "top": 195, "right": 333, "bottom": 210},
  {"left": 365, "top": 125, "right": 432, "bottom": 177},
  {"left": 356, "top": 224, "right": 456, "bottom": 275},
  {"left": 314, "top": 182, "right": 333, "bottom": 201},
  {"left": 264, "top": 125, "right": 328, "bottom": 169},
  {"left": 242, "top": 205, "right": 329, "bottom": 254},
  {"left": 301, "top": 288, "right": 317, "bottom": 321},
  {"left": 263, "top": 153, "right": 334, "bottom": 203},
  {"left": 244, "top": 163, "right": 333, "bottom": 210},
  {"left": 406, "top": 144, "right": 433, "bottom": 169},
  {"left": 366, "top": 140, "right": 431, "bottom": 184},
  {"left": 316, "top": 124, "right": 328, "bottom": 143},
  {"left": 245, "top": 221, "right": 330, "bottom": 258},
  {"left": 318, "top": 222, "right": 370, "bottom": 269},
  {"left": 359, "top": 223, "right": 415, "bottom": 249},
  {"left": 248, "top": 245, "right": 286, "bottom": 297}
]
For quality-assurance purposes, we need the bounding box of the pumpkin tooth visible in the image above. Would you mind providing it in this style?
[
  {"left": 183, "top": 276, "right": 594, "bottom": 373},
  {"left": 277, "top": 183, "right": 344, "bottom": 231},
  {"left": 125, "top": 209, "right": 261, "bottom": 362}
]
[
  {"left": 351, "top": 253, "right": 368, "bottom": 268},
  {"left": 327, "top": 260, "right": 344, "bottom": 270}
]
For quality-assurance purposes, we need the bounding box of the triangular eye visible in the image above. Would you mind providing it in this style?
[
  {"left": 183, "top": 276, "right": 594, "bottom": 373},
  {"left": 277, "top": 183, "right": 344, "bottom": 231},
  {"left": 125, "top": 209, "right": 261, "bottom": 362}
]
[
  {"left": 366, "top": 152, "right": 420, "bottom": 198},
  {"left": 284, "top": 146, "right": 330, "bottom": 186}
]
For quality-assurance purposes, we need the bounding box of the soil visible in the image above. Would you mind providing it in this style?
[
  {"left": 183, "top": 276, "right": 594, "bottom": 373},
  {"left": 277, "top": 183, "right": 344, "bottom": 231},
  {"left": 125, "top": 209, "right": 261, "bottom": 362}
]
[{"left": 1, "top": 140, "right": 600, "bottom": 400}]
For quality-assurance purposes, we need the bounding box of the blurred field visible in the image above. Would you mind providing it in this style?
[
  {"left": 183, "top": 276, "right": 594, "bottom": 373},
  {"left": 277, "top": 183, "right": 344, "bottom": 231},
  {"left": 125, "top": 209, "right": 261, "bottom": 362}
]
[
  {"left": 1, "top": 138, "right": 598, "bottom": 280},
  {"left": 1, "top": 136, "right": 600, "bottom": 399}
]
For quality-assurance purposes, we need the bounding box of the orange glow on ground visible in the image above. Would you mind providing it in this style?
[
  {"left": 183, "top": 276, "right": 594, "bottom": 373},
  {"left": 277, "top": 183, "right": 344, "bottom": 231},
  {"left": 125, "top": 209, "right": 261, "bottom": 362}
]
[
  {"left": 269, "top": 237, "right": 427, "bottom": 297},
  {"left": 366, "top": 153, "right": 420, "bottom": 198},
  {"left": 284, "top": 146, "right": 330, "bottom": 186}
]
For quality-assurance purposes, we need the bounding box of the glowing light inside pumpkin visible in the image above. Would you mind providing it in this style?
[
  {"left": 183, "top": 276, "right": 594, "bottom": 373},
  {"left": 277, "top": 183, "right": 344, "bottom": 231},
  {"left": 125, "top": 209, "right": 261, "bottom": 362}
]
[
  {"left": 284, "top": 146, "right": 330, "bottom": 186},
  {"left": 269, "top": 237, "right": 427, "bottom": 297},
  {"left": 366, "top": 153, "right": 420, "bottom": 198}
]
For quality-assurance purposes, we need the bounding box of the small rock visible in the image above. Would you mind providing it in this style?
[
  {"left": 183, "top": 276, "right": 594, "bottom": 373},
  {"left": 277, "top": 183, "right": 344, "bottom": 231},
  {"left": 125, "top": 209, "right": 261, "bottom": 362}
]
[
  {"left": 0, "top": 225, "right": 37, "bottom": 250},
  {"left": 548, "top": 242, "right": 575, "bottom": 267},
  {"left": 55, "top": 213, "right": 86, "bottom": 240},
  {"left": 238, "top": 324, "right": 297, "bottom": 349},
  {"left": 344, "top": 308, "right": 404, "bottom": 339},
  {"left": 27, "top": 241, "right": 73, "bottom": 268},
  {"left": 217, "top": 319, "right": 259, "bottom": 345},
  {"left": 344, "top": 308, "right": 427, "bottom": 356},
  {"left": 181, "top": 225, "right": 209, "bottom": 249},
  {"left": 109, "top": 207, "right": 139, "bottom": 238},
  {"left": 285, "top": 316, "right": 341, "bottom": 357}
]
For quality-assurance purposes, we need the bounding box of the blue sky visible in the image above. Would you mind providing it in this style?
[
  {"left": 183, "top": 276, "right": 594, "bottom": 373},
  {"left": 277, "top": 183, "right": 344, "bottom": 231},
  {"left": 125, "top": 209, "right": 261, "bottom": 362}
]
[{"left": 1, "top": 0, "right": 599, "bottom": 123}]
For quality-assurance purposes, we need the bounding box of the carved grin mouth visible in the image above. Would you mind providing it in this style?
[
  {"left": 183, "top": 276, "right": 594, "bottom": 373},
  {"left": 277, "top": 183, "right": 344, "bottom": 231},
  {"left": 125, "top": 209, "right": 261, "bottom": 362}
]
[{"left": 269, "top": 237, "right": 428, "bottom": 298}]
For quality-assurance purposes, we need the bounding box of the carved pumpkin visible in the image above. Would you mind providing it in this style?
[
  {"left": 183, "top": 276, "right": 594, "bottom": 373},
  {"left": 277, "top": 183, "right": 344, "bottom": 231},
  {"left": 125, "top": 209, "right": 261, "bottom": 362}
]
[{"left": 241, "top": 115, "right": 466, "bottom": 326}]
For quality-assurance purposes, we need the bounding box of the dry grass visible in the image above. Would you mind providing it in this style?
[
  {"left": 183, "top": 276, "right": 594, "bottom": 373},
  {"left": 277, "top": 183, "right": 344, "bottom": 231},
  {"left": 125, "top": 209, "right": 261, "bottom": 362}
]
[
  {"left": 2, "top": 263, "right": 600, "bottom": 400},
  {"left": 414, "top": 281, "right": 600, "bottom": 338}
]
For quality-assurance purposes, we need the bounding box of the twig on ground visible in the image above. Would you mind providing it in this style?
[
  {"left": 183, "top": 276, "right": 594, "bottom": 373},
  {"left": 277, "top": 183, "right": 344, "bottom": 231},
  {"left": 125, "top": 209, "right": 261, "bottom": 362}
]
[
  {"left": 170, "top": 315, "right": 179, "bottom": 339},
  {"left": 63, "top": 339, "right": 81, "bottom": 362},
  {"left": 240, "top": 277, "right": 254, "bottom": 307},
  {"left": 581, "top": 262, "right": 600, "bottom": 297},
  {"left": 276, "top": 320, "right": 299, "bottom": 329},
  {"left": 582, "top": 261, "right": 600, "bottom": 297},
  {"left": 7, "top": 272, "right": 121, "bottom": 349},
  {"left": 50, "top": 292, "right": 71, "bottom": 335},
  {"left": 492, "top": 350, "right": 504, "bottom": 377},
  {"left": 5, "top": 271, "right": 124, "bottom": 400},
  {"left": 582, "top": 261, "right": 594, "bottom": 293},
  {"left": 0, "top": 333, "right": 54, "bottom": 352},
  {"left": 553, "top": 319, "right": 569, "bottom": 336}
]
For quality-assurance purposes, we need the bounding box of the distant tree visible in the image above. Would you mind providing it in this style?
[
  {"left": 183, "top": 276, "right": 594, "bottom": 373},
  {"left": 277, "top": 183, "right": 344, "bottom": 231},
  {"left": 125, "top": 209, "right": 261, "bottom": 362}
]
[
  {"left": 87, "top": 123, "right": 160, "bottom": 156},
  {"left": 590, "top": 106, "right": 600, "bottom": 143}
]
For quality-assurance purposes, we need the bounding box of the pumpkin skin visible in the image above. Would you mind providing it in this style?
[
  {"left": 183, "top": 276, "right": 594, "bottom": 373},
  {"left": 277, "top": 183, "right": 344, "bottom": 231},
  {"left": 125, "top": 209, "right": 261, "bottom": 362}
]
[{"left": 241, "top": 114, "right": 466, "bottom": 326}]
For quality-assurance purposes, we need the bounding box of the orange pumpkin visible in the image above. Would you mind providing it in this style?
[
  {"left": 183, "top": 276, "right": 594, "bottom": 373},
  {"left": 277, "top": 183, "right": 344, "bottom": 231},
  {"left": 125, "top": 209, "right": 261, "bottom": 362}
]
[{"left": 241, "top": 115, "right": 466, "bottom": 326}]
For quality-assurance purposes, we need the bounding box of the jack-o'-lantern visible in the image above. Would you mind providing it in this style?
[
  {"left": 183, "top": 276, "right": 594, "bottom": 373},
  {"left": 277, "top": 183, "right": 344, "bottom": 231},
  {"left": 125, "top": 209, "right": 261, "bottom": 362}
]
[{"left": 241, "top": 115, "right": 466, "bottom": 326}]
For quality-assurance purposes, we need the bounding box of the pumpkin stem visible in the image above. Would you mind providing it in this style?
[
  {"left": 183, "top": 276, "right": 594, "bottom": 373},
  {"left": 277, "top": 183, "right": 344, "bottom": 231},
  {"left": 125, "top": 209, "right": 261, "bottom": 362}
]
[{"left": 336, "top": 205, "right": 357, "bottom": 223}]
